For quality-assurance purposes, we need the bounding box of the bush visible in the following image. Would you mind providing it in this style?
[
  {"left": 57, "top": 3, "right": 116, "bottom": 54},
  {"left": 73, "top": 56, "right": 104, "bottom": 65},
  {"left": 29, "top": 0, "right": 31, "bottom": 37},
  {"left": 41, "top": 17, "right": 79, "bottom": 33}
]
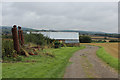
[
  {"left": 2, "top": 35, "right": 12, "bottom": 39},
  {"left": 54, "top": 41, "right": 61, "bottom": 48},
  {"left": 2, "top": 40, "right": 17, "bottom": 58},
  {"left": 24, "top": 34, "right": 54, "bottom": 46},
  {"left": 2, "top": 40, "right": 23, "bottom": 62},
  {"left": 61, "top": 43, "right": 67, "bottom": 47},
  {"left": 79, "top": 35, "right": 92, "bottom": 43}
]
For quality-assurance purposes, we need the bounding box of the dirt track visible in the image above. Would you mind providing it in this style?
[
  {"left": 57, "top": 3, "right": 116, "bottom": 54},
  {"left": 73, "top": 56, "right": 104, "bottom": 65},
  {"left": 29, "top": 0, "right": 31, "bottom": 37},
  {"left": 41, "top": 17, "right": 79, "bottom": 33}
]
[
  {"left": 81, "top": 43, "right": 118, "bottom": 58},
  {"left": 64, "top": 45, "right": 118, "bottom": 78}
]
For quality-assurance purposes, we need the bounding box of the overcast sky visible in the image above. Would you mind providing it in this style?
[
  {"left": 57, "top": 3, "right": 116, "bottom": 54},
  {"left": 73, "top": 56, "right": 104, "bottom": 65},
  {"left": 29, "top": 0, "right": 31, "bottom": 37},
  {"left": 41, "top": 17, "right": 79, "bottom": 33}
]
[{"left": 2, "top": 2, "right": 118, "bottom": 33}]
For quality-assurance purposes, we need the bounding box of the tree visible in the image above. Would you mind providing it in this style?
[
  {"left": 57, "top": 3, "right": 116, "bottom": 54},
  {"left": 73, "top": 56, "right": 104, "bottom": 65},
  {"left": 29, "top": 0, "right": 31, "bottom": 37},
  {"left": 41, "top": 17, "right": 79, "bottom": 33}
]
[{"left": 79, "top": 35, "right": 92, "bottom": 43}]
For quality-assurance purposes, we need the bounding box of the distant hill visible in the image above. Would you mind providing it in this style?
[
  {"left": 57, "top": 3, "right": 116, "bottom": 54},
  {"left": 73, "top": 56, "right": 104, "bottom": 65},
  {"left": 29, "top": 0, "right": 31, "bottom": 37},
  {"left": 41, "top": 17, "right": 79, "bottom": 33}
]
[
  {"left": 1, "top": 26, "right": 119, "bottom": 38},
  {"left": 2, "top": 26, "right": 106, "bottom": 34},
  {"left": 54, "top": 30, "right": 106, "bottom": 34},
  {"left": 1, "top": 26, "right": 37, "bottom": 34}
]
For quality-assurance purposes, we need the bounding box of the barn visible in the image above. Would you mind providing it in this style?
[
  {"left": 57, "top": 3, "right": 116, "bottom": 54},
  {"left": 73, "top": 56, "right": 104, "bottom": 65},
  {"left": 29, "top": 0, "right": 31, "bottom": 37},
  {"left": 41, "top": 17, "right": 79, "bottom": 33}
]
[{"left": 27, "top": 32, "right": 79, "bottom": 44}]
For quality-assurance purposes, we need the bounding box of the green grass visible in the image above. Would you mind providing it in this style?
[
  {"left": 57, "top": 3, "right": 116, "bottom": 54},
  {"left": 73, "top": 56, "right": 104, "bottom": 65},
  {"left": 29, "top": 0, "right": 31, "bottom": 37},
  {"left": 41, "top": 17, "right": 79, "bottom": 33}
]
[
  {"left": 2, "top": 46, "right": 85, "bottom": 78},
  {"left": 96, "top": 47, "right": 120, "bottom": 70}
]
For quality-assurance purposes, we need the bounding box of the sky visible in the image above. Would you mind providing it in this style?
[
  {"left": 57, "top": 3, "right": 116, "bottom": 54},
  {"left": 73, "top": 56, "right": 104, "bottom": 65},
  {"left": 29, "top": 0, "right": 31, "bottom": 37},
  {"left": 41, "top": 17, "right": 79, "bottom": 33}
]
[{"left": 2, "top": 2, "right": 118, "bottom": 33}]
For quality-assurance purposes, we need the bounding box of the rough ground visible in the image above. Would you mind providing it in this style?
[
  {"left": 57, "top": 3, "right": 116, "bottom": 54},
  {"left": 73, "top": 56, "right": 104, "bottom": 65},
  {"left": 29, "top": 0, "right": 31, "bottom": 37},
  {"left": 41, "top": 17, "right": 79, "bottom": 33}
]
[{"left": 64, "top": 45, "right": 118, "bottom": 78}]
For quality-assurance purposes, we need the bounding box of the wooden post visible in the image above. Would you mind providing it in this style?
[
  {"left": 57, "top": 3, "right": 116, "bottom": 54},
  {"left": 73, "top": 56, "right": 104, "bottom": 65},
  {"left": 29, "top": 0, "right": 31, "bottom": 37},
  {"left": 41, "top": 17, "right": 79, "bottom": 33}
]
[
  {"left": 12, "top": 25, "right": 20, "bottom": 53},
  {"left": 18, "top": 26, "right": 21, "bottom": 43},
  {"left": 21, "top": 30, "right": 24, "bottom": 45},
  {"left": 18, "top": 26, "right": 24, "bottom": 46}
]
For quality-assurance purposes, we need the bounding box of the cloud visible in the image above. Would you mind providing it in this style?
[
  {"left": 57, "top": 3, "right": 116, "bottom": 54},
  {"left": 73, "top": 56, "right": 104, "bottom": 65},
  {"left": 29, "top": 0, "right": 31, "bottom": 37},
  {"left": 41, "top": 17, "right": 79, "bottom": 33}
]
[
  {"left": 0, "top": 2, "right": 2, "bottom": 26},
  {"left": 2, "top": 2, "right": 118, "bottom": 33}
]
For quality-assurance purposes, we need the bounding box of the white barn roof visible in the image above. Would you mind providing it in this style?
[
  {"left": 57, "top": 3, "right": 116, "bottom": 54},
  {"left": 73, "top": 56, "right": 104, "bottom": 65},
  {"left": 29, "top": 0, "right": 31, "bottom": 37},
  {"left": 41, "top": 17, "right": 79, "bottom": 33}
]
[
  {"left": 32, "top": 32, "right": 79, "bottom": 40},
  {"left": 50, "top": 32, "right": 79, "bottom": 40}
]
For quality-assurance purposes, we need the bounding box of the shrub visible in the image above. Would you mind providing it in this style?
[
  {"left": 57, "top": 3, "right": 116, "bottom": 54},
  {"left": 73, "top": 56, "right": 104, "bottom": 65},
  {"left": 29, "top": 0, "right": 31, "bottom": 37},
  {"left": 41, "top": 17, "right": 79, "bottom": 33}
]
[
  {"left": 2, "top": 40, "right": 16, "bottom": 58},
  {"left": 2, "top": 40, "right": 23, "bottom": 62},
  {"left": 2, "top": 35, "right": 12, "bottom": 39},
  {"left": 62, "top": 43, "right": 67, "bottom": 47},
  {"left": 54, "top": 41, "right": 61, "bottom": 48},
  {"left": 24, "top": 34, "right": 54, "bottom": 46},
  {"left": 79, "top": 35, "right": 92, "bottom": 43}
]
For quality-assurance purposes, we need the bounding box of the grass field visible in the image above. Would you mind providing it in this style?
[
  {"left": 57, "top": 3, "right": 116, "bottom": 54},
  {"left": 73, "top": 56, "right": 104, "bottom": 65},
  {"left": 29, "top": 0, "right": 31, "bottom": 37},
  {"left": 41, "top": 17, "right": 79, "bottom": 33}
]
[
  {"left": 81, "top": 43, "right": 118, "bottom": 58},
  {"left": 91, "top": 36, "right": 118, "bottom": 40},
  {"left": 2, "top": 46, "right": 85, "bottom": 78}
]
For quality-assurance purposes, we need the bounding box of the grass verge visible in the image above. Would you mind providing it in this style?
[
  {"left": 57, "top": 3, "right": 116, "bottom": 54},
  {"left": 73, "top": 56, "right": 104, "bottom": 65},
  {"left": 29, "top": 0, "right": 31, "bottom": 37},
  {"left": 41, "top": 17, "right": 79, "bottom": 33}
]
[
  {"left": 96, "top": 46, "right": 120, "bottom": 70},
  {"left": 2, "top": 46, "right": 85, "bottom": 78}
]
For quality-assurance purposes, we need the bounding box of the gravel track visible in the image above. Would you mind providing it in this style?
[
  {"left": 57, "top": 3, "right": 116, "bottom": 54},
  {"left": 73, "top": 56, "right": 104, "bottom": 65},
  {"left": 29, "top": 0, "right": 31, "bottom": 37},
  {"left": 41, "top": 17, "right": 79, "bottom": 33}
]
[{"left": 64, "top": 45, "right": 118, "bottom": 78}]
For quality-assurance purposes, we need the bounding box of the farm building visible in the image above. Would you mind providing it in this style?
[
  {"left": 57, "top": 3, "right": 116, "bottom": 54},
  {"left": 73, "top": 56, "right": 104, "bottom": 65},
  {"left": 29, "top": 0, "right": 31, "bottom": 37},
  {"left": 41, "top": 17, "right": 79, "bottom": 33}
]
[{"left": 27, "top": 32, "right": 79, "bottom": 43}]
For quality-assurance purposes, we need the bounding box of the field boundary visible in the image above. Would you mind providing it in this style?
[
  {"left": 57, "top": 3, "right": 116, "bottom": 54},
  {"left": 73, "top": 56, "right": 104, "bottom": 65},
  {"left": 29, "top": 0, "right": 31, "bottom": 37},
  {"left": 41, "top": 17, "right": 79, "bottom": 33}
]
[{"left": 96, "top": 46, "right": 119, "bottom": 70}]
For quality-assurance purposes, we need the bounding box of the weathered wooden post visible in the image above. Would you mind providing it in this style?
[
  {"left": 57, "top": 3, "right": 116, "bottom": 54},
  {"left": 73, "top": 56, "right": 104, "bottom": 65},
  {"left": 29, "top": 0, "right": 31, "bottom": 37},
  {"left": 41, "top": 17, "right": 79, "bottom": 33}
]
[
  {"left": 18, "top": 26, "right": 24, "bottom": 46},
  {"left": 18, "top": 26, "right": 21, "bottom": 43},
  {"left": 21, "top": 30, "right": 24, "bottom": 45},
  {"left": 12, "top": 25, "right": 20, "bottom": 53}
]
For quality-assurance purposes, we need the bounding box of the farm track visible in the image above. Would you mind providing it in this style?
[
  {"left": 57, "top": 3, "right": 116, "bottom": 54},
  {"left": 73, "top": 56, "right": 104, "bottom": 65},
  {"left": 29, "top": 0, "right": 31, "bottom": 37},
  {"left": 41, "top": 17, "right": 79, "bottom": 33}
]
[
  {"left": 81, "top": 43, "right": 118, "bottom": 58},
  {"left": 64, "top": 45, "right": 118, "bottom": 78}
]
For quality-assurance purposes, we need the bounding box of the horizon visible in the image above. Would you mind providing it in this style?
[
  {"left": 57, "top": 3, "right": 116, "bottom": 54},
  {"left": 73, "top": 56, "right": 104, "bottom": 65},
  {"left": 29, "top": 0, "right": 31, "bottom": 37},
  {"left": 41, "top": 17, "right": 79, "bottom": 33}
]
[{"left": 2, "top": 25, "right": 118, "bottom": 34}]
